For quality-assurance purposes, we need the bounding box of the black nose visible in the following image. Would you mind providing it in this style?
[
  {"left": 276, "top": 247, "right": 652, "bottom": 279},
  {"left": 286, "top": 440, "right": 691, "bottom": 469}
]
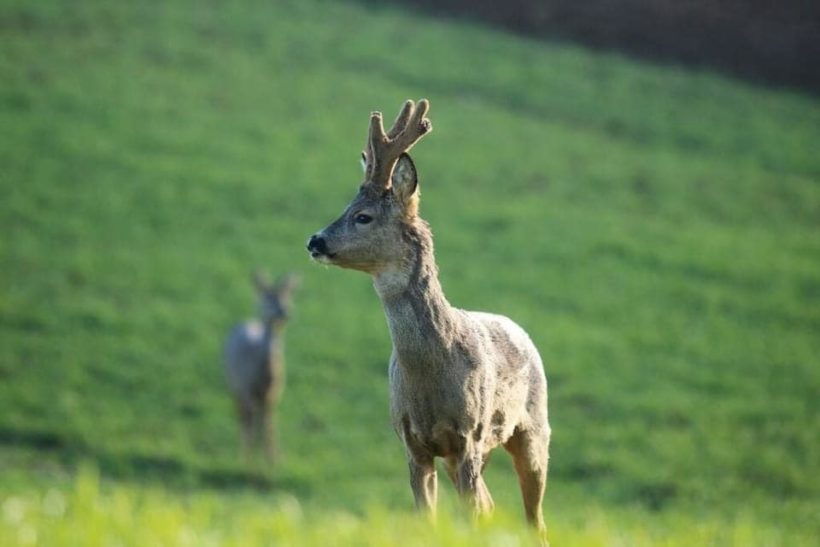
[{"left": 307, "top": 235, "right": 328, "bottom": 255}]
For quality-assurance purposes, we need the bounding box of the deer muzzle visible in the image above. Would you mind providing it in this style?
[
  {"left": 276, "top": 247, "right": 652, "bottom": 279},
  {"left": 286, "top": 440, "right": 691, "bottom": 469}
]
[{"left": 306, "top": 234, "right": 334, "bottom": 260}]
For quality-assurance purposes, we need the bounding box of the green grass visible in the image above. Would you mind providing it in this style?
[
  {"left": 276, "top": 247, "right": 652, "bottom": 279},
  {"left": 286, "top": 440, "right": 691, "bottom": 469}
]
[
  {"left": 1, "top": 467, "right": 814, "bottom": 546},
  {"left": 1, "top": 0, "right": 819, "bottom": 544}
]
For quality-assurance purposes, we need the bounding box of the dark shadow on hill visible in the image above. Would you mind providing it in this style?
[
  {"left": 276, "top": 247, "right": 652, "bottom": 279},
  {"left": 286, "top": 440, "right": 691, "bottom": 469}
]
[
  {"left": 339, "top": 56, "right": 820, "bottom": 181},
  {"left": 0, "top": 427, "right": 65, "bottom": 450},
  {"left": 0, "top": 425, "right": 310, "bottom": 495},
  {"left": 362, "top": 0, "right": 820, "bottom": 96}
]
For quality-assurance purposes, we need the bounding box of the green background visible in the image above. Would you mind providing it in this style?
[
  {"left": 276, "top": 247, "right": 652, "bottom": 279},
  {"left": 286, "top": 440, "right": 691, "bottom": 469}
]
[{"left": 1, "top": 0, "right": 818, "bottom": 544}]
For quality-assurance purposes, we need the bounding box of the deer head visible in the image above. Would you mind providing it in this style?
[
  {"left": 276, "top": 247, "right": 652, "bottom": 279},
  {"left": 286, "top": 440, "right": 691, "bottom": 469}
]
[
  {"left": 307, "top": 99, "right": 432, "bottom": 274},
  {"left": 254, "top": 270, "right": 300, "bottom": 325}
]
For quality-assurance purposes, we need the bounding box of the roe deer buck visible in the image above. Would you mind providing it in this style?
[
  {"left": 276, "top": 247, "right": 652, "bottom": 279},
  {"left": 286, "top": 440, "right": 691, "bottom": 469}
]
[
  {"left": 307, "top": 100, "right": 550, "bottom": 532},
  {"left": 223, "top": 271, "right": 298, "bottom": 462}
]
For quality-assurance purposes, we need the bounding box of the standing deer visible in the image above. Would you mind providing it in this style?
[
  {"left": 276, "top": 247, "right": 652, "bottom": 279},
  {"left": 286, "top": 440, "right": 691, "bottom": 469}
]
[
  {"left": 306, "top": 100, "right": 550, "bottom": 533},
  {"left": 223, "top": 271, "right": 298, "bottom": 462}
]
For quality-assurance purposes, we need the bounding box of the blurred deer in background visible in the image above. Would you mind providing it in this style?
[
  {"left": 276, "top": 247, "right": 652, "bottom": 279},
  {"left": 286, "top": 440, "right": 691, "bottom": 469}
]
[
  {"left": 224, "top": 271, "right": 299, "bottom": 462},
  {"left": 307, "top": 100, "right": 550, "bottom": 535}
]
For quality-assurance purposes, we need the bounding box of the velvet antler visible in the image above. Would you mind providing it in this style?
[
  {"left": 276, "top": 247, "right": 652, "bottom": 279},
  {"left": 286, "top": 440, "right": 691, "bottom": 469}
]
[{"left": 363, "top": 99, "right": 432, "bottom": 188}]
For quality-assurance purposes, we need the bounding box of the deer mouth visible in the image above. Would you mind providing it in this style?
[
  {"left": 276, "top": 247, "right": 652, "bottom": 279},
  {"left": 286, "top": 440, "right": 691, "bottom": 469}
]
[
  {"left": 309, "top": 250, "right": 336, "bottom": 263},
  {"left": 307, "top": 235, "right": 336, "bottom": 263}
]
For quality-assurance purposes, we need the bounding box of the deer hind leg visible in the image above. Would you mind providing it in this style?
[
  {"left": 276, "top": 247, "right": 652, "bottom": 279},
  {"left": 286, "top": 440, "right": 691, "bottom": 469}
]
[
  {"left": 504, "top": 426, "right": 550, "bottom": 532},
  {"left": 408, "top": 456, "right": 438, "bottom": 518}
]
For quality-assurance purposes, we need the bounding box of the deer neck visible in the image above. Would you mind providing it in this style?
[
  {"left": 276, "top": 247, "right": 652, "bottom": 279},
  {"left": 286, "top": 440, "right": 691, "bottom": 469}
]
[
  {"left": 262, "top": 321, "right": 283, "bottom": 350},
  {"left": 373, "top": 219, "right": 459, "bottom": 366}
]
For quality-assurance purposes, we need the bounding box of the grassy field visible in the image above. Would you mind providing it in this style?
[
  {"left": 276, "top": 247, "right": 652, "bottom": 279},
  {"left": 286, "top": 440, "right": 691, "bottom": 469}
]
[{"left": 1, "top": 0, "right": 819, "bottom": 544}]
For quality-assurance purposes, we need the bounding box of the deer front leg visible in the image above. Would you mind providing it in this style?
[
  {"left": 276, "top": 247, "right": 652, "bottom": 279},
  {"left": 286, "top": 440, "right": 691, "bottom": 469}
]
[
  {"left": 408, "top": 456, "right": 437, "bottom": 518},
  {"left": 445, "top": 456, "right": 494, "bottom": 514},
  {"left": 262, "top": 405, "right": 278, "bottom": 463},
  {"left": 235, "top": 399, "right": 254, "bottom": 463},
  {"left": 456, "top": 453, "right": 492, "bottom": 517}
]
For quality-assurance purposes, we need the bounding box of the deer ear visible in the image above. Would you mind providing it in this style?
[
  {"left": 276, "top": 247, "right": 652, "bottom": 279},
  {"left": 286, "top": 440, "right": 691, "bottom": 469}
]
[
  {"left": 360, "top": 151, "right": 367, "bottom": 174},
  {"left": 274, "top": 273, "right": 300, "bottom": 300},
  {"left": 253, "top": 269, "right": 272, "bottom": 293},
  {"left": 391, "top": 153, "right": 418, "bottom": 210}
]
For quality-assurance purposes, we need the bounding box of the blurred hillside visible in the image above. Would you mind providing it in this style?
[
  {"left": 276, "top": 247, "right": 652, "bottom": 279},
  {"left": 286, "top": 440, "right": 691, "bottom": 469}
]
[
  {"left": 1, "top": 0, "right": 819, "bottom": 544},
  {"left": 382, "top": 0, "right": 820, "bottom": 93}
]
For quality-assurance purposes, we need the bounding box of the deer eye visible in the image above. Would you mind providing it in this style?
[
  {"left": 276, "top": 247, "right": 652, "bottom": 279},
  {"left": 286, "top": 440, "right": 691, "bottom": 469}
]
[{"left": 354, "top": 213, "right": 373, "bottom": 224}]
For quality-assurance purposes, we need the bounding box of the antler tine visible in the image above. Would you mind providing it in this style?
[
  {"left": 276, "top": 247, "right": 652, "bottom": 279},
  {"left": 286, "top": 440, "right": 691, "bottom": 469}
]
[
  {"left": 387, "top": 100, "right": 415, "bottom": 139},
  {"left": 391, "top": 99, "right": 430, "bottom": 153},
  {"left": 364, "top": 111, "right": 386, "bottom": 180},
  {"left": 365, "top": 99, "right": 432, "bottom": 188}
]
